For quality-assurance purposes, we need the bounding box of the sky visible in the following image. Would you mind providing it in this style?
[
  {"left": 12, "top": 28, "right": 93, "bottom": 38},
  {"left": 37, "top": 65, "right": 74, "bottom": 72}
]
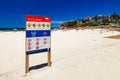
[{"left": 0, "top": 0, "right": 120, "bottom": 28}]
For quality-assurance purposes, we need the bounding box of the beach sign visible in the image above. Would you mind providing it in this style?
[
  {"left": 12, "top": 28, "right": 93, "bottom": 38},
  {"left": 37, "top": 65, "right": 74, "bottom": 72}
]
[
  {"left": 26, "top": 15, "right": 51, "bottom": 54},
  {"left": 25, "top": 15, "right": 51, "bottom": 74}
]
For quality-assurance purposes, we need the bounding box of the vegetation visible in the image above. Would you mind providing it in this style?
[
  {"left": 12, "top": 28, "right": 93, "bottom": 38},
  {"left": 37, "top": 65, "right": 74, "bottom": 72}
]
[{"left": 60, "top": 13, "right": 120, "bottom": 28}]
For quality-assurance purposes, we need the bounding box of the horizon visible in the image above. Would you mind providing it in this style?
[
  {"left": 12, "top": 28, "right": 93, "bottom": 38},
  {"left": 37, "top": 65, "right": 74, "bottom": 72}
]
[{"left": 0, "top": 0, "right": 120, "bottom": 28}]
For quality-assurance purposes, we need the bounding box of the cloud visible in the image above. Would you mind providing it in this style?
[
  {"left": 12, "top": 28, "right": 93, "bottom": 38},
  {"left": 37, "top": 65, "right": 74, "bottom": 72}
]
[{"left": 51, "top": 21, "right": 66, "bottom": 24}]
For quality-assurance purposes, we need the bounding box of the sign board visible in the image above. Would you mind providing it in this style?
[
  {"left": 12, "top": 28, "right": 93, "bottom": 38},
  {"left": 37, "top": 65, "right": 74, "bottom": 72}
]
[{"left": 26, "top": 15, "right": 51, "bottom": 54}]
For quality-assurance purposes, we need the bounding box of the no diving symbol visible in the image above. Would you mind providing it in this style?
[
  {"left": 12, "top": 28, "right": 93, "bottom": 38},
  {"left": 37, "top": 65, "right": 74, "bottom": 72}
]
[
  {"left": 43, "top": 31, "right": 47, "bottom": 36},
  {"left": 31, "top": 31, "right": 36, "bottom": 37}
]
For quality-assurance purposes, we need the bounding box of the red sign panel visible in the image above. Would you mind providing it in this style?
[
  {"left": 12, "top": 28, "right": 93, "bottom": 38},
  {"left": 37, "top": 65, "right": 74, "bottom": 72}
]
[{"left": 26, "top": 15, "right": 51, "bottom": 22}]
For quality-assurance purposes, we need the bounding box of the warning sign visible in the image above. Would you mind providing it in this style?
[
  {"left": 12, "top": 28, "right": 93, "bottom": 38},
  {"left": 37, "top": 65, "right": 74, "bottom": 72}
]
[{"left": 26, "top": 15, "right": 51, "bottom": 54}]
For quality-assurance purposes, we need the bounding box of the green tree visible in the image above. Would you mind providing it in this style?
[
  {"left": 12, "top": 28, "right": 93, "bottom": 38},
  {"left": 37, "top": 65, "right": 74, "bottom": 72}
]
[
  {"left": 93, "top": 16, "right": 99, "bottom": 23},
  {"left": 102, "top": 19, "right": 109, "bottom": 25},
  {"left": 110, "top": 13, "right": 120, "bottom": 23}
]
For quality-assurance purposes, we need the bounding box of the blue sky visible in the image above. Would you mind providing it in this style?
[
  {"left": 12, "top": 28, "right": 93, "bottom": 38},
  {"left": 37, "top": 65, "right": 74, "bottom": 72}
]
[{"left": 0, "top": 0, "right": 120, "bottom": 28}]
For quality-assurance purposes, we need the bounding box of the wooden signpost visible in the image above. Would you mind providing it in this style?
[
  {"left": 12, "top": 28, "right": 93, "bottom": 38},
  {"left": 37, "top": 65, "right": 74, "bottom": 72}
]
[{"left": 25, "top": 15, "right": 51, "bottom": 74}]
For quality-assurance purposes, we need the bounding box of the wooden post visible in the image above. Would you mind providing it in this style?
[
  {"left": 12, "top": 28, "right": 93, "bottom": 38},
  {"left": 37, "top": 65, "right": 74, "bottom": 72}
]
[
  {"left": 25, "top": 54, "right": 29, "bottom": 74},
  {"left": 48, "top": 51, "right": 51, "bottom": 66}
]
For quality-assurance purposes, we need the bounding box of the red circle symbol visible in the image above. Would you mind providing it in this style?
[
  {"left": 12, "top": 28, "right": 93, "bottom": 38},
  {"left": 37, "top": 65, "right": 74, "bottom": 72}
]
[
  {"left": 43, "top": 41, "right": 47, "bottom": 44},
  {"left": 36, "top": 42, "right": 39, "bottom": 45},
  {"left": 28, "top": 39, "right": 31, "bottom": 42},
  {"left": 28, "top": 43, "right": 31, "bottom": 46},
  {"left": 36, "top": 38, "right": 40, "bottom": 41},
  {"left": 36, "top": 46, "right": 39, "bottom": 49},
  {"left": 43, "top": 38, "right": 47, "bottom": 40},
  {"left": 28, "top": 46, "right": 31, "bottom": 50}
]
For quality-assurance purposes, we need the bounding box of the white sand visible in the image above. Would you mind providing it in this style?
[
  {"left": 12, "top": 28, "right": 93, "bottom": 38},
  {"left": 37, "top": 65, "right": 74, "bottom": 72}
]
[{"left": 0, "top": 29, "right": 120, "bottom": 80}]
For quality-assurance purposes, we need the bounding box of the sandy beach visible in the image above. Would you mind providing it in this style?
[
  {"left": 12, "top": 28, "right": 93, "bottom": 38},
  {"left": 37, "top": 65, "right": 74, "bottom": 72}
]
[{"left": 0, "top": 29, "right": 120, "bottom": 80}]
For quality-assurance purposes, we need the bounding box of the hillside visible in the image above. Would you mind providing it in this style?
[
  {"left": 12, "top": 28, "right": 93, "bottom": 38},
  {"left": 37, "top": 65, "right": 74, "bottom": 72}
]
[{"left": 60, "top": 13, "right": 120, "bottom": 28}]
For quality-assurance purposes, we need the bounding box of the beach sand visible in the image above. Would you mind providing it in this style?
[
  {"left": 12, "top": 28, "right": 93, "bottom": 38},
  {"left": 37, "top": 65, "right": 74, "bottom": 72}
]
[{"left": 0, "top": 29, "right": 120, "bottom": 80}]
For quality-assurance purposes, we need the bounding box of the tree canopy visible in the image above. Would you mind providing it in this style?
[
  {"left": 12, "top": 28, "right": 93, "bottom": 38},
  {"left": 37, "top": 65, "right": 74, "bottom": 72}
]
[{"left": 60, "top": 13, "right": 120, "bottom": 28}]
